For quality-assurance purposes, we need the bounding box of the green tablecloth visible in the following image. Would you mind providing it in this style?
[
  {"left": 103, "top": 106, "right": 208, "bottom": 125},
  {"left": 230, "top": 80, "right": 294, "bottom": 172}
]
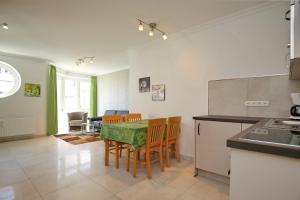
[{"left": 100, "top": 120, "right": 148, "bottom": 149}]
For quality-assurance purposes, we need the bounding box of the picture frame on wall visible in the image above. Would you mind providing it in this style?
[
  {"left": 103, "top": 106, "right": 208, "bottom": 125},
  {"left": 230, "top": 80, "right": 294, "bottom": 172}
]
[
  {"left": 139, "top": 77, "right": 150, "bottom": 93},
  {"left": 152, "top": 84, "right": 165, "bottom": 101},
  {"left": 24, "top": 83, "right": 41, "bottom": 97}
]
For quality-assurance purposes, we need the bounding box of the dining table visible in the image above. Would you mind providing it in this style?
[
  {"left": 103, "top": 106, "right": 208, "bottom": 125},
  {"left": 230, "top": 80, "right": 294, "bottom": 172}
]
[{"left": 100, "top": 120, "right": 149, "bottom": 168}]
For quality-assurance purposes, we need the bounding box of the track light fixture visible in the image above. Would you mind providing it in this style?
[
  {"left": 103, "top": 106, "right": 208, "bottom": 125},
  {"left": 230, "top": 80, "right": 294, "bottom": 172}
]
[
  {"left": 1, "top": 23, "right": 8, "bottom": 30},
  {"left": 137, "top": 19, "right": 167, "bottom": 40},
  {"left": 76, "top": 56, "right": 95, "bottom": 66}
]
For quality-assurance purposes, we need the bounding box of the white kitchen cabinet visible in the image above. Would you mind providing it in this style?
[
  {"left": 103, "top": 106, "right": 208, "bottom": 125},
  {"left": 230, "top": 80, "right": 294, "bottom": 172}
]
[
  {"left": 195, "top": 120, "right": 242, "bottom": 176},
  {"left": 230, "top": 148, "right": 300, "bottom": 200}
]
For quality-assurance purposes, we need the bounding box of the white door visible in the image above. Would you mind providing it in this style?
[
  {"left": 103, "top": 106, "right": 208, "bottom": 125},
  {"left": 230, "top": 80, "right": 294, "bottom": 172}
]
[{"left": 195, "top": 120, "right": 241, "bottom": 176}]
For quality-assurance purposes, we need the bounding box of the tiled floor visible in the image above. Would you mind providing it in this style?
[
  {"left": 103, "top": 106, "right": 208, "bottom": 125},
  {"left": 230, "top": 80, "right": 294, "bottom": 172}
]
[{"left": 0, "top": 136, "right": 229, "bottom": 200}]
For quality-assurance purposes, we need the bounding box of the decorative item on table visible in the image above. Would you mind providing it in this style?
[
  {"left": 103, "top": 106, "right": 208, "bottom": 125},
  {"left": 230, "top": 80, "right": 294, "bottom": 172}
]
[
  {"left": 24, "top": 83, "right": 41, "bottom": 97},
  {"left": 152, "top": 84, "right": 165, "bottom": 101},
  {"left": 139, "top": 77, "right": 150, "bottom": 93}
]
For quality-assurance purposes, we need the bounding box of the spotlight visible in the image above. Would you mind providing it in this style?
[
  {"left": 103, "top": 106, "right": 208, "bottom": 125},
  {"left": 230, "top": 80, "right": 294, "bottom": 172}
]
[
  {"left": 1, "top": 23, "right": 8, "bottom": 30},
  {"left": 149, "top": 29, "right": 154, "bottom": 37},
  {"left": 138, "top": 21, "right": 143, "bottom": 31},
  {"left": 162, "top": 34, "right": 167, "bottom": 40}
]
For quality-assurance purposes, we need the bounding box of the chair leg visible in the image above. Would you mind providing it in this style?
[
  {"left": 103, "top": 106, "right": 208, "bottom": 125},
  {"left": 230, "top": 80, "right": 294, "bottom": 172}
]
[
  {"left": 115, "top": 142, "right": 119, "bottom": 168},
  {"left": 172, "top": 144, "right": 176, "bottom": 158},
  {"left": 175, "top": 140, "right": 180, "bottom": 162},
  {"left": 104, "top": 140, "right": 109, "bottom": 166},
  {"left": 159, "top": 146, "right": 164, "bottom": 172},
  {"left": 126, "top": 146, "right": 130, "bottom": 172},
  {"left": 137, "top": 151, "right": 140, "bottom": 161},
  {"left": 146, "top": 151, "right": 152, "bottom": 179},
  {"left": 165, "top": 142, "right": 170, "bottom": 168},
  {"left": 133, "top": 150, "right": 137, "bottom": 177},
  {"left": 120, "top": 146, "right": 123, "bottom": 158}
]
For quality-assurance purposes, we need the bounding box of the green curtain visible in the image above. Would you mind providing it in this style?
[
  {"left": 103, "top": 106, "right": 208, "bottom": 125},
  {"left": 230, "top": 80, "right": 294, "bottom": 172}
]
[
  {"left": 90, "top": 76, "right": 97, "bottom": 117},
  {"left": 47, "top": 65, "right": 58, "bottom": 136}
]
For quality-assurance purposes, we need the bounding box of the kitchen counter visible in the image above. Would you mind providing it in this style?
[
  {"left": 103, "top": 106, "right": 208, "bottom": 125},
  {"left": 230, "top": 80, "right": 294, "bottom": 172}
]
[
  {"left": 192, "top": 115, "right": 262, "bottom": 124},
  {"left": 193, "top": 115, "right": 300, "bottom": 159}
]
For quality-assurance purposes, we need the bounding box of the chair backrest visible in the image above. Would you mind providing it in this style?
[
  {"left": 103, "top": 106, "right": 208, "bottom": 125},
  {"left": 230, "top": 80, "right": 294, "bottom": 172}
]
[
  {"left": 116, "top": 110, "right": 129, "bottom": 115},
  {"left": 166, "top": 116, "right": 181, "bottom": 141},
  {"left": 102, "top": 115, "right": 122, "bottom": 123},
  {"left": 67, "top": 112, "right": 87, "bottom": 121},
  {"left": 146, "top": 118, "right": 166, "bottom": 148},
  {"left": 104, "top": 110, "right": 117, "bottom": 116},
  {"left": 124, "top": 113, "right": 142, "bottom": 122}
]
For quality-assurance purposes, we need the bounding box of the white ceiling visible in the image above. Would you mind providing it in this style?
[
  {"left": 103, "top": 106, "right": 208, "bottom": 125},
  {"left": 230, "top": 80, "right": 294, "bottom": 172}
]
[{"left": 0, "top": 0, "right": 269, "bottom": 75}]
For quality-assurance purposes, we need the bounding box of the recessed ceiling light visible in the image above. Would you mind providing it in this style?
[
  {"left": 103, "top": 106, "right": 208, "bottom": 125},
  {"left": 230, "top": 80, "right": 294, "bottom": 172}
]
[{"left": 1, "top": 23, "right": 8, "bottom": 30}]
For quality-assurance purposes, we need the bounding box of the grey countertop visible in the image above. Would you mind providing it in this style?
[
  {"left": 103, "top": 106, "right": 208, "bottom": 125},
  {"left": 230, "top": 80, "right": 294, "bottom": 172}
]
[
  {"left": 192, "top": 115, "right": 263, "bottom": 124},
  {"left": 193, "top": 115, "right": 300, "bottom": 159}
]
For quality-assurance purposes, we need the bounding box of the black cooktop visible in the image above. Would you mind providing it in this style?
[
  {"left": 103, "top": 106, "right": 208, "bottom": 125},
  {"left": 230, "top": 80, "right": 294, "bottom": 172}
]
[{"left": 241, "top": 119, "right": 300, "bottom": 147}]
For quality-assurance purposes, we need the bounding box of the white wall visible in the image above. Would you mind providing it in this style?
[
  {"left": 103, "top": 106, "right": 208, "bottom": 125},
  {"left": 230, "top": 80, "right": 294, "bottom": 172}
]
[
  {"left": 97, "top": 69, "right": 129, "bottom": 115},
  {"left": 128, "top": 3, "right": 289, "bottom": 157},
  {"left": 0, "top": 52, "right": 48, "bottom": 136}
]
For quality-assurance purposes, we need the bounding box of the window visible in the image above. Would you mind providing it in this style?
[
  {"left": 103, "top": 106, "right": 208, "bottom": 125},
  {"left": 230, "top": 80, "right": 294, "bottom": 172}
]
[
  {"left": 0, "top": 61, "right": 21, "bottom": 98},
  {"left": 64, "top": 80, "right": 78, "bottom": 111},
  {"left": 80, "top": 81, "right": 90, "bottom": 110}
]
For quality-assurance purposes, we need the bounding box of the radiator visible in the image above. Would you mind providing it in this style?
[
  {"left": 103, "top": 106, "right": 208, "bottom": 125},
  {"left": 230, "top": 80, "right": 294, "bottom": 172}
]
[{"left": 0, "top": 117, "right": 36, "bottom": 137}]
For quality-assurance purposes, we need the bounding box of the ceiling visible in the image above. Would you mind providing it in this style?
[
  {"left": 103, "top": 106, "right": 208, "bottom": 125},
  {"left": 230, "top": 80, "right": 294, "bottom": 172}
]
[{"left": 0, "top": 0, "right": 269, "bottom": 75}]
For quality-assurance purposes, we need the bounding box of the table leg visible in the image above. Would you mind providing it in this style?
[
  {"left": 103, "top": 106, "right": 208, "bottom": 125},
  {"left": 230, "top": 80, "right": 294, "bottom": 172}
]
[
  {"left": 133, "top": 150, "right": 137, "bottom": 177},
  {"left": 126, "top": 146, "right": 130, "bottom": 172},
  {"left": 115, "top": 142, "right": 119, "bottom": 168},
  {"left": 105, "top": 139, "right": 109, "bottom": 166}
]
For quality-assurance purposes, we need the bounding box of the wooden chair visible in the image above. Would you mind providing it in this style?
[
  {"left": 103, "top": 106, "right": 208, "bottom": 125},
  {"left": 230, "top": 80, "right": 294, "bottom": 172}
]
[
  {"left": 124, "top": 113, "right": 142, "bottom": 121},
  {"left": 165, "top": 116, "right": 181, "bottom": 167},
  {"left": 102, "top": 115, "right": 124, "bottom": 168},
  {"left": 102, "top": 115, "right": 122, "bottom": 124},
  {"left": 127, "top": 118, "right": 166, "bottom": 178}
]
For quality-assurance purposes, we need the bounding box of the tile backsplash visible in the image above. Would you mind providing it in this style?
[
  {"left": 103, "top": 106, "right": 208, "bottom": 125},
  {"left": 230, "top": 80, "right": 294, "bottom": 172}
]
[{"left": 208, "top": 75, "right": 300, "bottom": 118}]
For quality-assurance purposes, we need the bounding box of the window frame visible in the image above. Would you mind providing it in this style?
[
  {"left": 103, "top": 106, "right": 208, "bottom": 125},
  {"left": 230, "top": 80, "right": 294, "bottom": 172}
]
[{"left": 0, "top": 61, "right": 21, "bottom": 98}]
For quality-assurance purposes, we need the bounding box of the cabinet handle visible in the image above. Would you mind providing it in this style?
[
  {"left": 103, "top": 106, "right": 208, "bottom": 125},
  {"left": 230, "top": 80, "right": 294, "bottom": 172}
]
[
  {"left": 228, "top": 169, "right": 230, "bottom": 176},
  {"left": 197, "top": 123, "right": 200, "bottom": 135},
  {"left": 285, "top": 10, "right": 290, "bottom": 21}
]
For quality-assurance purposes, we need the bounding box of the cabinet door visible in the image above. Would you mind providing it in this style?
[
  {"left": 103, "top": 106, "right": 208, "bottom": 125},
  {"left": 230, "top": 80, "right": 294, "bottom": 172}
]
[
  {"left": 195, "top": 120, "right": 241, "bottom": 176},
  {"left": 241, "top": 123, "right": 254, "bottom": 131}
]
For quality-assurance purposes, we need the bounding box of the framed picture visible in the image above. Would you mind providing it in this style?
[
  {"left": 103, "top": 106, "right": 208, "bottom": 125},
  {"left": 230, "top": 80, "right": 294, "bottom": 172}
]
[
  {"left": 152, "top": 84, "right": 165, "bottom": 101},
  {"left": 24, "top": 83, "right": 41, "bottom": 97},
  {"left": 139, "top": 77, "right": 150, "bottom": 93}
]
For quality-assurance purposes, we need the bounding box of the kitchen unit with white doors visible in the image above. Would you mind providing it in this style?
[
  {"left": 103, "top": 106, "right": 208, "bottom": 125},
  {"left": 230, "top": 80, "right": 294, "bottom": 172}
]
[{"left": 193, "top": 116, "right": 259, "bottom": 177}]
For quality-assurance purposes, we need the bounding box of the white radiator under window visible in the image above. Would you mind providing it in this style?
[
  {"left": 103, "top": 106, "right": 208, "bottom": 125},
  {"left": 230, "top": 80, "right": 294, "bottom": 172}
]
[{"left": 0, "top": 118, "right": 36, "bottom": 137}]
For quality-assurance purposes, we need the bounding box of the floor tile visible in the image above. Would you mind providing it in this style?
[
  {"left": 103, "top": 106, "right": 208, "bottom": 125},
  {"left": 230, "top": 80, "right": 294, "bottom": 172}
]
[
  {"left": 30, "top": 168, "right": 87, "bottom": 195},
  {"left": 91, "top": 169, "right": 144, "bottom": 193},
  {"left": 43, "top": 180, "right": 114, "bottom": 200},
  {"left": 0, "top": 168, "right": 27, "bottom": 187},
  {"left": 0, "top": 180, "right": 41, "bottom": 200}
]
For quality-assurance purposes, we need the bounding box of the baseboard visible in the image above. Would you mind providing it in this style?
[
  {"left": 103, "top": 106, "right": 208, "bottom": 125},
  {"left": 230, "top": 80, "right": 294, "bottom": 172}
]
[
  {"left": 196, "top": 169, "right": 230, "bottom": 185},
  {"left": 0, "top": 134, "right": 46, "bottom": 143},
  {"left": 181, "top": 154, "right": 194, "bottom": 161}
]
